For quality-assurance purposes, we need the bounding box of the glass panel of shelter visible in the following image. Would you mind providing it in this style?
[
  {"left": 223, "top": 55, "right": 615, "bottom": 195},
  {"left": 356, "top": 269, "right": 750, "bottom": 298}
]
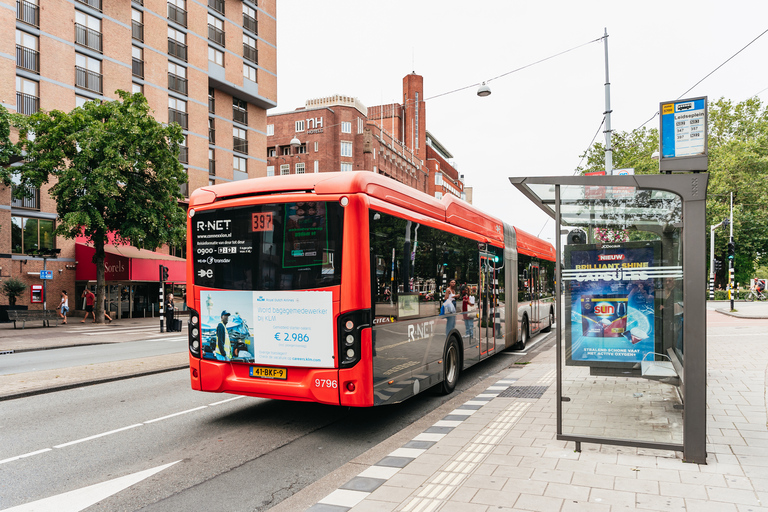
[{"left": 558, "top": 184, "right": 684, "bottom": 445}]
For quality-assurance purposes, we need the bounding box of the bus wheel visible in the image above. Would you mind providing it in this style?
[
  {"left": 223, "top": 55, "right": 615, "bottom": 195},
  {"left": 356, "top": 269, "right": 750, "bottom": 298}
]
[
  {"left": 440, "top": 337, "right": 461, "bottom": 395},
  {"left": 517, "top": 318, "right": 529, "bottom": 350},
  {"left": 542, "top": 309, "right": 554, "bottom": 332}
]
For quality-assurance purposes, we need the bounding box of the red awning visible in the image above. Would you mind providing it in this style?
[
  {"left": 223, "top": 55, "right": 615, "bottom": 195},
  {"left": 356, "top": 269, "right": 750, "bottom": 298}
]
[{"left": 75, "top": 243, "right": 186, "bottom": 283}]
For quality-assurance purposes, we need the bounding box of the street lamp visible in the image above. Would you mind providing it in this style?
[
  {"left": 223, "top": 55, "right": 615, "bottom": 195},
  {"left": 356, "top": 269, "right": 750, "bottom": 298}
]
[
  {"left": 476, "top": 82, "right": 491, "bottom": 97},
  {"left": 290, "top": 135, "right": 301, "bottom": 150}
]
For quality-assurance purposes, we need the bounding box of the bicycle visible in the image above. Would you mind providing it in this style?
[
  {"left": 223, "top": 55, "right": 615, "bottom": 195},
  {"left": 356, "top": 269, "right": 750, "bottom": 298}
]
[{"left": 746, "top": 289, "right": 767, "bottom": 301}]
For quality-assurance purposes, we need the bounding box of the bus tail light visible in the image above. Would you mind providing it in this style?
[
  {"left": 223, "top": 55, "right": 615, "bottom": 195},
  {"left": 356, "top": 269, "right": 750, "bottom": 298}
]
[
  {"left": 189, "top": 308, "right": 201, "bottom": 358},
  {"left": 337, "top": 309, "right": 370, "bottom": 368}
]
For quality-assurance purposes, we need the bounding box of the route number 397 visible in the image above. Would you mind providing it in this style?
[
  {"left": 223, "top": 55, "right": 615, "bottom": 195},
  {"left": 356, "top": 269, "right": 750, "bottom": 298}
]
[{"left": 315, "top": 379, "right": 337, "bottom": 389}]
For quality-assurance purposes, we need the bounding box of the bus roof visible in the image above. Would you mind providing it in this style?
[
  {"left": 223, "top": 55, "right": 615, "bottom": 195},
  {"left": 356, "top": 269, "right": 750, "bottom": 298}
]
[{"left": 515, "top": 227, "right": 557, "bottom": 261}]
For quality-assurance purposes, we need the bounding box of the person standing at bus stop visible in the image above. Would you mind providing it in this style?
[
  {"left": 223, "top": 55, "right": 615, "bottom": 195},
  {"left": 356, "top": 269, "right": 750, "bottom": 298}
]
[{"left": 215, "top": 311, "right": 232, "bottom": 360}]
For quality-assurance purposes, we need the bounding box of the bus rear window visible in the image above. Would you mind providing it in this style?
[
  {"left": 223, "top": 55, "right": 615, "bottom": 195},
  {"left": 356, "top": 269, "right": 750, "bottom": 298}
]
[{"left": 193, "top": 201, "right": 343, "bottom": 290}]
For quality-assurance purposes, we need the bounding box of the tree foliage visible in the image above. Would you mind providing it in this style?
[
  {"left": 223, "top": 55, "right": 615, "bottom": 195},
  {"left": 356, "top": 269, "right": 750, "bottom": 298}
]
[
  {"left": 5, "top": 91, "right": 187, "bottom": 322},
  {"left": 0, "top": 104, "right": 19, "bottom": 168},
  {"left": 575, "top": 97, "right": 768, "bottom": 286}
]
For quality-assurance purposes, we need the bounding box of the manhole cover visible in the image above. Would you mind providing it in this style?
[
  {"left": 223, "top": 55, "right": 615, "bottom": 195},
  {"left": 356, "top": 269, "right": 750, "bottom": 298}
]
[{"left": 497, "top": 385, "right": 549, "bottom": 399}]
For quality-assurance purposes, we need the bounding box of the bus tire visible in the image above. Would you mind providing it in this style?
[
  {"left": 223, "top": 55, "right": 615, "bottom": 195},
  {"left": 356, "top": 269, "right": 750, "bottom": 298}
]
[
  {"left": 516, "top": 317, "right": 529, "bottom": 350},
  {"left": 542, "top": 308, "right": 554, "bottom": 332},
  {"left": 440, "top": 337, "right": 461, "bottom": 395}
]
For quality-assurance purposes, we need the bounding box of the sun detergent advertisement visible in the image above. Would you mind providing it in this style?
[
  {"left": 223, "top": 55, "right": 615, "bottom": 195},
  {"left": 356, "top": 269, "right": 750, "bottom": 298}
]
[{"left": 564, "top": 241, "right": 659, "bottom": 366}]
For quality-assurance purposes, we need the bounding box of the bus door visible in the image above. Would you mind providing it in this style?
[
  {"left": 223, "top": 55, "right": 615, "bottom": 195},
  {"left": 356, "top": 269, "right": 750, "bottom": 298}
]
[
  {"left": 529, "top": 263, "right": 540, "bottom": 331},
  {"left": 480, "top": 252, "right": 495, "bottom": 356}
]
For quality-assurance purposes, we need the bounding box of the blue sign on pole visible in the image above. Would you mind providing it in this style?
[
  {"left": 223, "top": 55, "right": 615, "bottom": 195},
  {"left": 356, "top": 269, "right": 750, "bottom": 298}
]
[{"left": 40, "top": 270, "right": 53, "bottom": 280}]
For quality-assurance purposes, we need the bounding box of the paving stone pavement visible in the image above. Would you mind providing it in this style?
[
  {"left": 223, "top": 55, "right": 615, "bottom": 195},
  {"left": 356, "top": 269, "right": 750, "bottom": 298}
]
[{"left": 305, "top": 311, "right": 768, "bottom": 512}]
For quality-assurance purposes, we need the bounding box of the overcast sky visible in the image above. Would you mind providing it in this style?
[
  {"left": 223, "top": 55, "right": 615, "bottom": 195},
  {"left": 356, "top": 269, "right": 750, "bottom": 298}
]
[{"left": 274, "top": 1, "right": 768, "bottom": 241}]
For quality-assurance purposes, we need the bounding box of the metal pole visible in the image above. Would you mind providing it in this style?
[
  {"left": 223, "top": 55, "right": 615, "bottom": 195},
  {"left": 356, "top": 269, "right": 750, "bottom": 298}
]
[
  {"left": 710, "top": 226, "right": 715, "bottom": 300},
  {"left": 42, "top": 256, "right": 47, "bottom": 311},
  {"left": 730, "top": 192, "right": 734, "bottom": 310},
  {"left": 603, "top": 28, "right": 613, "bottom": 174},
  {"left": 555, "top": 184, "right": 563, "bottom": 441}
]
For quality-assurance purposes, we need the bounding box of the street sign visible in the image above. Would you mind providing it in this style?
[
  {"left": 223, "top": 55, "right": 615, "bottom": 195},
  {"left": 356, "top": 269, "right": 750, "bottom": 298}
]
[
  {"left": 40, "top": 270, "right": 52, "bottom": 280},
  {"left": 659, "top": 96, "right": 708, "bottom": 172}
]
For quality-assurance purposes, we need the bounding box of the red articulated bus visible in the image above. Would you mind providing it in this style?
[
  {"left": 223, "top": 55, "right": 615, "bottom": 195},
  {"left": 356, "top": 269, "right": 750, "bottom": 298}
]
[{"left": 186, "top": 172, "right": 555, "bottom": 406}]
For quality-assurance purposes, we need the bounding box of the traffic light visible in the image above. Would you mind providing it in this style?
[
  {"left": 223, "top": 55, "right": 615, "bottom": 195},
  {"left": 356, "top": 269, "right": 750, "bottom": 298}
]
[
  {"left": 714, "top": 259, "right": 723, "bottom": 272},
  {"left": 159, "top": 265, "right": 169, "bottom": 282},
  {"left": 722, "top": 218, "right": 730, "bottom": 228},
  {"left": 727, "top": 241, "right": 735, "bottom": 260}
]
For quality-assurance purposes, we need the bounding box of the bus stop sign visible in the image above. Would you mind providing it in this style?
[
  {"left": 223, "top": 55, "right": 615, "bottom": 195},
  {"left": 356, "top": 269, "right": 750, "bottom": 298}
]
[{"left": 659, "top": 96, "right": 708, "bottom": 173}]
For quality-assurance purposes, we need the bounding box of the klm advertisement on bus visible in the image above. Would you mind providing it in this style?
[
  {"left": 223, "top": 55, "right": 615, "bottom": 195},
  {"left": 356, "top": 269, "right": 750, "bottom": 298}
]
[{"left": 564, "top": 241, "right": 660, "bottom": 366}]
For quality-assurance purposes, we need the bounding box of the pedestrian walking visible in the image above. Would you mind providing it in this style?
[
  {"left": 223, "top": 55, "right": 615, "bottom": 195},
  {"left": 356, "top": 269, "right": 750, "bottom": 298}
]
[
  {"left": 58, "top": 290, "right": 69, "bottom": 324},
  {"left": 81, "top": 288, "right": 96, "bottom": 323}
]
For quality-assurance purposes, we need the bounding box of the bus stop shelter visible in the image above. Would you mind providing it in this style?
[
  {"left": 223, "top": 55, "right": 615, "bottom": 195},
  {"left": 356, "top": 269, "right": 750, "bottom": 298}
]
[{"left": 509, "top": 173, "right": 707, "bottom": 464}]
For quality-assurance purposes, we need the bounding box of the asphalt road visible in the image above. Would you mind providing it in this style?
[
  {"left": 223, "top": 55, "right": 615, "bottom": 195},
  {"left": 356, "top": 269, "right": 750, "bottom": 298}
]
[{"left": 0, "top": 331, "right": 554, "bottom": 512}]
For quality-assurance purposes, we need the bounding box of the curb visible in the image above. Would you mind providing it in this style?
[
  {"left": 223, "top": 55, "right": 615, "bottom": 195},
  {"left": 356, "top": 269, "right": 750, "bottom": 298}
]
[{"left": 714, "top": 308, "right": 768, "bottom": 319}]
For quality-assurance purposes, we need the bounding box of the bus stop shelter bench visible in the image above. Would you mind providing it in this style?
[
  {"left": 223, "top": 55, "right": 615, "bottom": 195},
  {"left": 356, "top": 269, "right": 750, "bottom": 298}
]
[{"left": 7, "top": 310, "right": 60, "bottom": 329}]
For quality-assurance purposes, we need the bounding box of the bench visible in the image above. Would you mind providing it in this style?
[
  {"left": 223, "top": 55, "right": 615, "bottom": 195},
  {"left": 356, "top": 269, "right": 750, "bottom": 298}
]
[{"left": 7, "top": 309, "right": 61, "bottom": 329}]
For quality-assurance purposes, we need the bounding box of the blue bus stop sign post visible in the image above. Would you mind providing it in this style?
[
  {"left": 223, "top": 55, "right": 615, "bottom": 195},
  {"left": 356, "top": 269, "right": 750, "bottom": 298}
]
[
  {"left": 659, "top": 96, "right": 708, "bottom": 173},
  {"left": 40, "top": 271, "right": 52, "bottom": 280}
]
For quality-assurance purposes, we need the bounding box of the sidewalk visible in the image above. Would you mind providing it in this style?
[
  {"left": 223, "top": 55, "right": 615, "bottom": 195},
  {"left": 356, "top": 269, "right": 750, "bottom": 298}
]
[
  {"left": 295, "top": 310, "right": 768, "bottom": 512},
  {"left": 713, "top": 300, "right": 768, "bottom": 319}
]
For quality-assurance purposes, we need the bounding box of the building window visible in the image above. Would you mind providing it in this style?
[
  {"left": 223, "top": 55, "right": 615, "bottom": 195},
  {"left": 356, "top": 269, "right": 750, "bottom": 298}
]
[
  {"left": 314, "top": 160, "right": 319, "bottom": 173},
  {"left": 16, "top": 0, "right": 39, "bottom": 28},
  {"left": 267, "top": 166, "right": 274, "bottom": 177},
  {"left": 168, "top": 62, "right": 187, "bottom": 95},
  {"left": 435, "top": 192, "right": 443, "bottom": 200},
  {"left": 168, "top": 27, "right": 187, "bottom": 61},
  {"left": 233, "top": 156, "right": 247, "bottom": 180},
  {"left": 179, "top": 134, "right": 188, "bottom": 164},
  {"left": 233, "top": 98, "right": 248, "bottom": 125},
  {"left": 207, "top": 14, "right": 225, "bottom": 47},
  {"left": 267, "top": 124, "right": 274, "bottom": 136},
  {"left": 243, "top": 4, "right": 257, "bottom": 34},
  {"left": 295, "top": 162, "right": 305, "bottom": 174},
  {"left": 358, "top": 117, "right": 364, "bottom": 134},
  {"left": 16, "top": 30, "right": 39, "bottom": 73},
  {"left": 243, "top": 34, "right": 257, "bottom": 64},
  {"left": 341, "top": 121, "right": 351, "bottom": 133},
  {"left": 131, "top": 83, "right": 143, "bottom": 94},
  {"left": 314, "top": 141, "right": 318, "bottom": 152},
  {"left": 209, "top": 148, "right": 215, "bottom": 176},
  {"left": 132, "top": 46, "right": 144, "bottom": 78},
  {"left": 168, "top": 97, "right": 188, "bottom": 129},
  {"left": 167, "top": 0, "right": 187, "bottom": 27},
  {"left": 132, "top": 8, "right": 143, "bottom": 41},
  {"left": 340, "top": 162, "right": 352, "bottom": 172},
  {"left": 267, "top": 147, "right": 276, "bottom": 157},
  {"left": 281, "top": 146, "right": 291, "bottom": 156},
  {"left": 435, "top": 172, "right": 443, "bottom": 186},
  {"left": 11, "top": 216, "right": 55, "bottom": 255},
  {"left": 15, "top": 76, "right": 39, "bottom": 115},
  {"left": 208, "top": 117, "right": 215, "bottom": 144},
  {"left": 340, "top": 141, "right": 352, "bottom": 157},
  {"left": 295, "top": 120, "right": 304, "bottom": 132},
  {"left": 297, "top": 145, "right": 307, "bottom": 154},
  {"left": 208, "top": 46, "right": 223, "bottom": 66},
  {"left": 75, "top": 53, "right": 102, "bottom": 93},
  {"left": 76, "top": 95, "right": 89, "bottom": 108},
  {"left": 280, "top": 164, "right": 290, "bottom": 175},
  {"left": 243, "top": 64, "right": 257, "bottom": 83},
  {"left": 233, "top": 127, "right": 248, "bottom": 154},
  {"left": 75, "top": 11, "right": 102, "bottom": 52},
  {"left": 208, "top": 0, "right": 224, "bottom": 15},
  {"left": 208, "top": 87, "right": 215, "bottom": 113}
]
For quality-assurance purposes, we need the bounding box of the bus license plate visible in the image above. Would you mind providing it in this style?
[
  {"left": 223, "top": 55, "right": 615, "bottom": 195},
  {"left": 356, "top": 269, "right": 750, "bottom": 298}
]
[{"left": 249, "top": 366, "right": 287, "bottom": 380}]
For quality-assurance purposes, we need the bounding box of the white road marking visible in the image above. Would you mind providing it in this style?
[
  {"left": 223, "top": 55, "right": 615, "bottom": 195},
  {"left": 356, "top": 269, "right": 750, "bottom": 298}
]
[
  {"left": 0, "top": 460, "right": 180, "bottom": 512},
  {"left": 144, "top": 406, "right": 208, "bottom": 424},
  {"left": 0, "top": 448, "right": 52, "bottom": 466},
  {"left": 54, "top": 424, "right": 143, "bottom": 449},
  {"left": 209, "top": 396, "right": 245, "bottom": 406}
]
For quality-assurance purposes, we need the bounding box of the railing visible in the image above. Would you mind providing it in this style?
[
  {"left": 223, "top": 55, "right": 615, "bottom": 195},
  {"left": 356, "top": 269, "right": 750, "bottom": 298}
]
[
  {"left": 233, "top": 108, "right": 248, "bottom": 126},
  {"left": 16, "top": 0, "right": 38, "bottom": 27},
  {"left": 75, "top": 0, "right": 101, "bottom": 11},
  {"left": 243, "top": 45, "right": 258, "bottom": 65},
  {"left": 168, "top": 38, "right": 187, "bottom": 61},
  {"left": 209, "top": 159, "right": 216, "bottom": 175},
  {"left": 233, "top": 137, "right": 248, "bottom": 154},
  {"left": 75, "top": 66, "right": 103, "bottom": 93},
  {"left": 75, "top": 24, "right": 103, "bottom": 52},
  {"left": 168, "top": 73, "right": 188, "bottom": 95},
  {"left": 11, "top": 185, "right": 40, "bottom": 209},
  {"left": 132, "top": 20, "right": 144, "bottom": 41},
  {"left": 208, "top": 25, "right": 225, "bottom": 47},
  {"left": 132, "top": 0, "right": 143, "bottom": 4},
  {"left": 132, "top": 58, "right": 144, "bottom": 78},
  {"left": 179, "top": 146, "right": 188, "bottom": 164},
  {"left": 208, "top": 0, "right": 224, "bottom": 14},
  {"left": 16, "top": 92, "right": 39, "bottom": 116},
  {"left": 167, "top": 3, "right": 187, "bottom": 27},
  {"left": 168, "top": 108, "right": 188, "bottom": 130},
  {"left": 243, "top": 13, "right": 257, "bottom": 35},
  {"left": 208, "top": 127, "right": 215, "bottom": 144},
  {"left": 16, "top": 45, "right": 39, "bottom": 73},
  {"left": 208, "top": 94, "right": 215, "bottom": 113}
]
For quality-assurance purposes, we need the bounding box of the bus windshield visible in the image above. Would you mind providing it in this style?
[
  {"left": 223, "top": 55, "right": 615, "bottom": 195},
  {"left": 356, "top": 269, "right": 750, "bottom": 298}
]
[{"left": 192, "top": 201, "right": 344, "bottom": 291}]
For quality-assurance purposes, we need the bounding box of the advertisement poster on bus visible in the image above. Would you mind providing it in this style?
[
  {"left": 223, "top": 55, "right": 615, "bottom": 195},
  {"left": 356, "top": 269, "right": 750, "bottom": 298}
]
[
  {"left": 199, "top": 290, "right": 334, "bottom": 368},
  {"left": 563, "top": 241, "right": 660, "bottom": 366}
]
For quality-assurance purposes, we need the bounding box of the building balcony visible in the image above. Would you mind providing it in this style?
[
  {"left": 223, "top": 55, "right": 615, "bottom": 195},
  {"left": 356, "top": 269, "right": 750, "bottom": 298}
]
[
  {"left": 233, "top": 108, "right": 248, "bottom": 126},
  {"left": 208, "top": 127, "right": 215, "bottom": 144},
  {"left": 168, "top": 108, "right": 188, "bottom": 130},
  {"left": 11, "top": 185, "right": 40, "bottom": 210},
  {"left": 132, "top": 58, "right": 144, "bottom": 79},
  {"left": 132, "top": 20, "right": 144, "bottom": 42},
  {"left": 209, "top": 159, "right": 216, "bottom": 175},
  {"left": 168, "top": 38, "right": 187, "bottom": 61},
  {"left": 16, "top": 45, "right": 39, "bottom": 73},
  {"left": 16, "top": 0, "right": 38, "bottom": 27},
  {"left": 75, "top": 66, "right": 103, "bottom": 93},
  {"left": 167, "top": 3, "right": 187, "bottom": 27},
  {"left": 208, "top": 25, "right": 225, "bottom": 47},
  {"left": 75, "top": 24, "right": 102, "bottom": 53},
  {"left": 15, "top": 92, "right": 39, "bottom": 116},
  {"left": 208, "top": 0, "right": 224, "bottom": 14},
  {"left": 243, "top": 13, "right": 257, "bottom": 35},
  {"left": 179, "top": 146, "right": 188, "bottom": 164},
  {"left": 208, "top": 94, "right": 215, "bottom": 113},
  {"left": 233, "top": 137, "right": 248, "bottom": 154},
  {"left": 75, "top": 0, "right": 101, "bottom": 11},
  {"left": 168, "top": 73, "right": 188, "bottom": 95},
  {"left": 243, "top": 44, "right": 258, "bottom": 65}
]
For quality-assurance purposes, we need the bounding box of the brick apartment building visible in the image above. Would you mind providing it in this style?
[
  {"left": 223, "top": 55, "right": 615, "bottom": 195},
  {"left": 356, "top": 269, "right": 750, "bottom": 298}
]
[
  {"left": 1, "top": 0, "right": 276, "bottom": 316},
  {"left": 266, "top": 73, "right": 467, "bottom": 202}
]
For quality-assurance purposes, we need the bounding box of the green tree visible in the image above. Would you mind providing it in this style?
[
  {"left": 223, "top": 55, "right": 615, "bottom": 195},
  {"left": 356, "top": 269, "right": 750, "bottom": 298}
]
[
  {"left": 575, "top": 126, "right": 659, "bottom": 176},
  {"left": 0, "top": 104, "right": 20, "bottom": 167},
  {"left": 4, "top": 91, "right": 187, "bottom": 323},
  {"left": 2, "top": 277, "right": 27, "bottom": 306}
]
